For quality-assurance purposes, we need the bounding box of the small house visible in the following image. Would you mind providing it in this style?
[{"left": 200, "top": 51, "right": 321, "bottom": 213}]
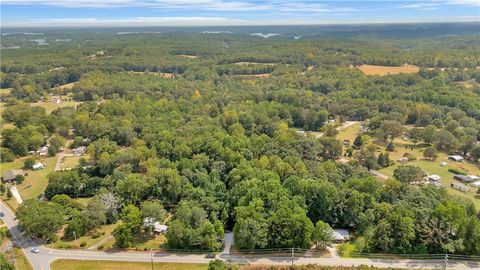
[
  {"left": 32, "top": 162, "right": 45, "bottom": 170},
  {"left": 451, "top": 182, "right": 469, "bottom": 192},
  {"left": 38, "top": 146, "right": 48, "bottom": 156},
  {"left": 72, "top": 146, "right": 86, "bottom": 156},
  {"left": 51, "top": 96, "right": 61, "bottom": 104},
  {"left": 2, "top": 169, "right": 25, "bottom": 183},
  {"left": 143, "top": 218, "right": 168, "bottom": 235},
  {"left": 332, "top": 228, "right": 350, "bottom": 243},
  {"left": 426, "top": 175, "right": 441, "bottom": 182},
  {"left": 448, "top": 155, "right": 464, "bottom": 162}
]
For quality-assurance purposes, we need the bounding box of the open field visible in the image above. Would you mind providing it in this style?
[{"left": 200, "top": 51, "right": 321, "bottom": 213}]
[
  {"left": 178, "top": 54, "right": 198, "bottom": 59},
  {"left": 57, "top": 82, "right": 76, "bottom": 89},
  {"left": 1, "top": 156, "right": 57, "bottom": 202},
  {"left": 451, "top": 79, "right": 479, "bottom": 89},
  {"left": 376, "top": 138, "right": 480, "bottom": 208},
  {"left": 337, "top": 122, "right": 361, "bottom": 143},
  {"left": 232, "top": 73, "right": 272, "bottom": 78},
  {"left": 51, "top": 260, "right": 208, "bottom": 270},
  {"left": 0, "top": 88, "right": 12, "bottom": 95},
  {"left": 233, "top": 62, "right": 276, "bottom": 65},
  {"left": 357, "top": 64, "right": 419, "bottom": 76},
  {"left": 30, "top": 100, "right": 81, "bottom": 114}
]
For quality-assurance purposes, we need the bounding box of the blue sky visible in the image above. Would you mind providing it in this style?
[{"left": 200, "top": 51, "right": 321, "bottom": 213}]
[{"left": 1, "top": 1, "right": 479, "bottom": 27}]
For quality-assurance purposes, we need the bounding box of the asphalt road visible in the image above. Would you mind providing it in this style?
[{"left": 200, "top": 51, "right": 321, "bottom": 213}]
[{"left": 1, "top": 200, "right": 479, "bottom": 270}]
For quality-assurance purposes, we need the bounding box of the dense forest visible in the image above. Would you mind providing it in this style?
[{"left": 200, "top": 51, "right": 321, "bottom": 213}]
[{"left": 1, "top": 24, "right": 480, "bottom": 256}]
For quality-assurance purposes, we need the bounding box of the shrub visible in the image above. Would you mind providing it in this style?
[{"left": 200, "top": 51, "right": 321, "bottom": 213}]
[
  {"left": 448, "top": 168, "right": 467, "bottom": 175},
  {"left": 80, "top": 241, "right": 87, "bottom": 247},
  {"left": 403, "top": 152, "right": 417, "bottom": 161},
  {"left": 23, "top": 157, "right": 35, "bottom": 169},
  {"left": 90, "top": 230, "right": 101, "bottom": 239},
  {"left": 386, "top": 142, "right": 395, "bottom": 152}
]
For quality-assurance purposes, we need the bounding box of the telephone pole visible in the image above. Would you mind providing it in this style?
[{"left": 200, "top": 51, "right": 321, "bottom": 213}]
[
  {"left": 444, "top": 254, "right": 448, "bottom": 270},
  {"left": 151, "top": 249, "right": 155, "bottom": 270},
  {"left": 291, "top": 247, "right": 294, "bottom": 266}
]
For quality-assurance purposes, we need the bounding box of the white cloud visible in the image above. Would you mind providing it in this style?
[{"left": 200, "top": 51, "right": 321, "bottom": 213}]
[
  {"left": 399, "top": 3, "right": 440, "bottom": 9},
  {"left": 2, "top": 16, "right": 241, "bottom": 27},
  {"left": 1, "top": 0, "right": 359, "bottom": 12}
]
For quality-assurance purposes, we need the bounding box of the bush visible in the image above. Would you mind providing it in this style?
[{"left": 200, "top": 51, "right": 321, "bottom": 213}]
[
  {"left": 386, "top": 142, "right": 395, "bottom": 152},
  {"left": 23, "top": 157, "right": 35, "bottom": 169},
  {"left": 15, "top": 175, "right": 25, "bottom": 184},
  {"left": 90, "top": 230, "right": 101, "bottom": 239},
  {"left": 403, "top": 152, "right": 417, "bottom": 161},
  {"left": 80, "top": 241, "right": 87, "bottom": 247},
  {"left": 448, "top": 168, "right": 467, "bottom": 175}
]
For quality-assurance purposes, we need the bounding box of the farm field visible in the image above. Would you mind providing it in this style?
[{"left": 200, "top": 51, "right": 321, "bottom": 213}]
[
  {"left": 357, "top": 64, "right": 419, "bottom": 76},
  {"left": 30, "top": 100, "right": 80, "bottom": 114},
  {"left": 50, "top": 260, "right": 208, "bottom": 270}
]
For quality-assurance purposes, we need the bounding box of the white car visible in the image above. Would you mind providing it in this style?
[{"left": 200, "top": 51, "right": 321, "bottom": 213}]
[{"left": 31, "top": 247, "right": 40, "bottom": 254}]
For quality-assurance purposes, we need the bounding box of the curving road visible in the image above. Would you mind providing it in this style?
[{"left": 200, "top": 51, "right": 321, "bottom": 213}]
[{"left": 1, "top": 200, "right": 479, "bottom": 270}]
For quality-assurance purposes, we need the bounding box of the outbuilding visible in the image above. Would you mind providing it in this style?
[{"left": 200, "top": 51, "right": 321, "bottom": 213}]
[
  {"left": 448, "top": 155, "right": 464, "bottom": 162},
  {"left": 72, "top": 146, "right": 87, "bottom": 156},
  {"left": 32, "top": 162, "right": 45, "bottom": 170},
  {"left": 451, "top": 182, "right": 470, "bottom": 192}
]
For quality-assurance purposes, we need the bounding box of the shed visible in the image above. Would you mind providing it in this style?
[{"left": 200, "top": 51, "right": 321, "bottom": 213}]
[
  {"left": 332, "top": 229, "right": 350, "bottom": 243},
  {"left": 448, "top": 155, "right": 464, "bottom": 162},
  {"left": 32, "top": 162, "right": 45, "bottom": 170},
  {"left": 2, "top": 169, "right": 25, "bottom": 182},
  {"left": 451, "top": 182, "right": 469, "bottom": 192},
  {"left": 426, "top": 175, "right": 441, "bottom": 182}
]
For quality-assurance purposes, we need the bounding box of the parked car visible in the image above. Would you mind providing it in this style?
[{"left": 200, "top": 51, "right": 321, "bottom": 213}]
[
  {"left": 205, "top": 253, "right": 216, "bottom": 259},
  {"left": 31, "top": 247, "right": 40, "bottom": 254}
]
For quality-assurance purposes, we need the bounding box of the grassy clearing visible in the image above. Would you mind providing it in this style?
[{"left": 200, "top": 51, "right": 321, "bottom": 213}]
[
  {"left": 57, "top": 82, "right": 76, "bottom": 89},
  {"left": 13, "top": 248, "right": 33, "bottom": 270},
  {"left": 0, "top": 88, "right": 12, "bottom": 95},
  {"left": 337, "top": 123, "right": 361, "bottom": 144},
  {"left": 50, "top": 260, "right": 208, "bottom": 270},
  {"left": 30, "top": 101, "right": 80, "bottom": 114},
  {"left": 100, "top": 233, "right": 166, "bottom": 250},
  {"left": 357, "top": 64, "right": 419, "bottom": 76},
  {"left": 1, "top": 156, "right": 57, "bottom": 201},
  {"left": 50, "top": 222, "right": 118, "bottom": 250},
  {"left": 59, "top": 156, "right": 83, "bottom": 170},
  {"left": 376, "top": 138, "right": 480, "bottom": 208}
]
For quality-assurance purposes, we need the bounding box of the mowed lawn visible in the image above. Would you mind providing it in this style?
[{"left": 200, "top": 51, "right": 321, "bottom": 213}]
[
  {"left": 30, "top": 101, "right": 81, "bottom": 114},
  {"left": 1, "top": 155, "right": 57, "bottom": 202},
  {"left": 377, "top": 138, "right": 480, "bottom": 208},
  {"left": 50, "top": 260, "right": 208, "bottom": 270},
  {"left": 50, "top": 222, "right": 119, "bottom": 250}
]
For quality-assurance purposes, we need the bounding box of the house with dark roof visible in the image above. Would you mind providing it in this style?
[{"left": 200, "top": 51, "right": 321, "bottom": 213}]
[{"left": 2, "top": 169, "right": 25, "bottom": 183}]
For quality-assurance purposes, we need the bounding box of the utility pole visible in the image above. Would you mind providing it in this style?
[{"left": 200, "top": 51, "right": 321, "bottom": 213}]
[
  {"left": 444, "top": 254, "right": 448, "bottom": 270},
  {"left": 151, "top": 248, "right": 155, "bottom": 270},
  {"left": 291, "top": 247, "right": 294, "bottom": 266}
]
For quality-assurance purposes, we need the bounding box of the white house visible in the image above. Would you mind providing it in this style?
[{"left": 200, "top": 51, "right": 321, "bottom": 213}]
[
  {"left": 32, "top": 162, "right": 45, "bottom": 170},
  {"left": 143, "top": 218, "right": 168, "bottom": 235},
  {"left": 332, "top": 228, "right": 350, "bottom": 243}
]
